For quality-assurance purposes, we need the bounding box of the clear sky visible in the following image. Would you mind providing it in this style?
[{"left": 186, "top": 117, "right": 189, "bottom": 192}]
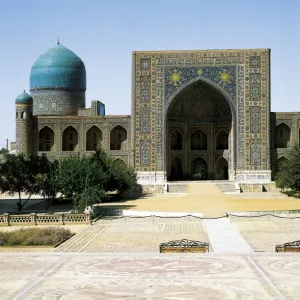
[{"left": 0, "top": 0, "right": 299, "bottom": 149}]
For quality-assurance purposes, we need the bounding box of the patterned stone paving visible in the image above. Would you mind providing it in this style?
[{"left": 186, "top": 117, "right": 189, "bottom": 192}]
[
  {"left": 1, "top": 253, "right": 300, "bottom": 299},
  {"left": 231, "top": 216, "right": 300, "bottom": 252}
]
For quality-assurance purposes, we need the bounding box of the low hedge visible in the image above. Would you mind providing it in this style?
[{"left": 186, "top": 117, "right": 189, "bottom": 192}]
[{"left": 0, "top": 227, "right": 72, "bottom": 246}]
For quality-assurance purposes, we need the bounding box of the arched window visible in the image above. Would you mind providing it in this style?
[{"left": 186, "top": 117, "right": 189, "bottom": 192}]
[
  {"left": 39, "top": 126, "right": 54, "bottom": 152},
  {"left": 62, "top": 126, "right": 78, "bottom": 151},
  {"left": 274, "top": 123, "right": 291, "bottom": 148},
  {"left": 86, "top": 126, "right": 102, "bottom": 151},
  {"left": 110, "top": 126, "right": 127, "bottom": 150},
  {"left": 216, "top": 130, "right": 229, "bottom": 150},
  {"left": 171, "top": 130, "right": 182, "bottom": 150},
  {"left": 191, "top": 130, "right": 207, "bottom": 150}
]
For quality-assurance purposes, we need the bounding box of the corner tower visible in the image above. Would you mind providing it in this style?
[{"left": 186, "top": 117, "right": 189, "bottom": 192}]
[
  {"left": 30, "top": 42, "right": 86, "bottom": 116},
  {"left": 15, "top": 91, "right": 33, "bottom": 154}
]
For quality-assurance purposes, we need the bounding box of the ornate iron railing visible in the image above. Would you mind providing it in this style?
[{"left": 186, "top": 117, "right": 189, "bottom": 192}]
[
  {"left": 160, "top": 239, "right": 209, "bottom": 253},
  {"left": 276, "top": 240, "right": 300, "bottom": 252}
]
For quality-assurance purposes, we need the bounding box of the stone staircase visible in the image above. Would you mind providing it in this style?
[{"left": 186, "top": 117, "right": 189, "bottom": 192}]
[
  {"left": 216, "top": 182, "right": 239, "bottom": 194},
  {"left": 167, "top": 181, "right": 238, "bottom": 194},
  {"left": 167, "top": 183, "right": 188, "bottom": 193}
]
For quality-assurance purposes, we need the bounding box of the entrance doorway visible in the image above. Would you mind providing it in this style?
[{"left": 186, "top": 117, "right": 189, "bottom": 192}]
[
  {"left": 216, "top": 157, "right": 229, "bottom": 180},
  {"left": 166, "top": 80, "right": 233, "bottom": 181}
]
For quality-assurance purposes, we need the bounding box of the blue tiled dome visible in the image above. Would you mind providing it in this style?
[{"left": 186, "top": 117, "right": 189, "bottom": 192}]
[
  {"left": 30, "top": 43, "right": 86, "bottom": 91},
  {"left": 15, "top": 91, "right": 33, "bottom": 104}
]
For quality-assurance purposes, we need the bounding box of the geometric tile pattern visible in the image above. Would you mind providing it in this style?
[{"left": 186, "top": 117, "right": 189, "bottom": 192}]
[
  {"left": 249, "top": 106, "right": 261, "bottom": 133},
  {"left": 133, "top": 49, "right": 271, "bottom": 173}
]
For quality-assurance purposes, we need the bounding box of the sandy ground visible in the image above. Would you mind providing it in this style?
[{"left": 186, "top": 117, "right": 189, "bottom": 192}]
[{"left": 95, "top": 183, "right": 300, "bottom": 217}]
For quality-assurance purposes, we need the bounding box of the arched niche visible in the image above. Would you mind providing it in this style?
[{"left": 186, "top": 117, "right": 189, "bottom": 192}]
[
  {"left": 171, "top": 129, "right": 182, "bottom": 150},
  {"left": 191, "top": 157, "right": 207, "bottom": 180},
  {"left": 191, "top": 130, "right": 207, "bottom": 150},
  {"left": 170, "top": 156, "right": 183, "bottom": 181},
  {"left": 215, "top": 157, "right": 229, "bottom": 180},
  {"left": 110, "top": 125, "right": 127, "bottom": 150},
  {"left": 216, "top": 130, "right": 228, "bottom": 150},
  {"left": 62, "top": 126, "right": 78, "bottom": 151},
  {"left": 39, "top": 126, "right": 55, "bottom": 152},
  {"left": 274, "top": 123, "right": 291, "bottom": 148},
  {"left": 86, "top": 126, "right": 102, "bottom": 151}
]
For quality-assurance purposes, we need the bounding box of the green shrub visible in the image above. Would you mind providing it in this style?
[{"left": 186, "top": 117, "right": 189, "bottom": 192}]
[{"left": 0, "top": 227, "right": 72, "bottom": 246}]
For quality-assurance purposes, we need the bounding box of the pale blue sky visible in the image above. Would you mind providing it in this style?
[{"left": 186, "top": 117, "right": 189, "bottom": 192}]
[{"left": 0, "top": 0, "right": 299, "bottom": 149}]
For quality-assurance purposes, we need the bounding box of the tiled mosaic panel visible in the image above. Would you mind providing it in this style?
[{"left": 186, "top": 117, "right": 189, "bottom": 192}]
[
  {"left": 164, "top": 66, "right": 236, "bottom": 102},
  {"left": 140, "top": 77, "right": 151, "bottom": 102},
  {"left": 32, "top": 90, "right": 85, "bottom": 116},
  {"left": 140, "top": 109, "right": 150, "bottom": 133},
  {"left": 250, "top": 139, "right": 261, "bottom": 165},
  {"left": 249, "top": 56, "right": 261, "bottom": 68},
  {"left": 249, "top": 106, "right": 261, "bottom": 133},
  {"left": 140, "top": 141, "right": 151, "bottom": 166}
]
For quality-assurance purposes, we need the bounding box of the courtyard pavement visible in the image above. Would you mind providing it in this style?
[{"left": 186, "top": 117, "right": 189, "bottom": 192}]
[
  {"left": 1, "top": 183, "right": 300, "bottom": 299},
  {"left": 1, "top": 252, "right": 300, "bottom": 299}
]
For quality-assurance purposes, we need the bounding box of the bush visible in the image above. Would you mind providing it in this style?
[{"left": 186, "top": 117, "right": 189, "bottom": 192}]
[{"left": 0, "top": 227, "right": 72, "bottom": 246}]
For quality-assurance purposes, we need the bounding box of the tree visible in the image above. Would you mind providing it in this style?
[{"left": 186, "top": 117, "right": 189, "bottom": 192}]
[
  {"left": 0, "top": 148, "right": 8, "bottom": 155},
  {"left": 275, "top": 146, "right": 300, "bottom": 194},
  {"left": 57, "top": 151, "right": 137, "bottom": 213},
  {"left": 37, "top": 157, "right": 60, "bottom": 211},
  {"left": 0, "top": 153, "right": 41, "bottom": 212},
  {"left": 57, "top": 154, "right": 109, "bottom": 212}
]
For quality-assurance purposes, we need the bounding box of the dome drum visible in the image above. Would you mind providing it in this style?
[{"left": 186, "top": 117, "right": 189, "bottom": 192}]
[{"left": 32, "top": 90, "right": 85, "bottom": 116}]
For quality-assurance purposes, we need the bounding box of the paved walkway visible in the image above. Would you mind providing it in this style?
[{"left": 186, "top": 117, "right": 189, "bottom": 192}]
[{"left": 203, "top": 218, "right": 253, "bottom": 253}]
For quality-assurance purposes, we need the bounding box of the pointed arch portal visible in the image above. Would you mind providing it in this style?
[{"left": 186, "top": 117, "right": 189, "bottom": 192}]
[{"left": 166, "top": 79, "right": 234, "bottom": 180}]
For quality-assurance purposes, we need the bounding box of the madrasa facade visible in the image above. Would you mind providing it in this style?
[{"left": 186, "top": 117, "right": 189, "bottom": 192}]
[{"left": 15, "top": 42, "right": 298, "bottom": 192}]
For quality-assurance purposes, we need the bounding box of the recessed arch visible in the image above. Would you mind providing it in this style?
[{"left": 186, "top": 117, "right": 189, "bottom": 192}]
[
  {"left": 191, "top": 130, "right": 207, "bottom": 150},
  {"left": 170, "top": 156, "right": 183, "bottom": 181},
  {"left": 191, "top": 157, "right": 208, "bottom": 180},
  {"left": 274, "top": 123, "right": 291, "bottom": 148},
  {"left": 165, "top": 77, "right": 236, "bottom": 180},
  {"left": 39, "top": 126, "right": 55, "bottom": 152},
  {"left": 215, "top": 157, "right": 229, "bottom": 180},
  {"left": 110, "top": 125, "right": 127, "bottom": 150},
  {"left": 171, "top": 129, "right": 182, "bottom": 150},
  {"left": 216, "top": 129, "right": 229, "bottom": 150},
  {"left": 86, "top": 126, "right": 102, "bottom": 151},
  {"left": 62, "top": 126, "right": 78, "bottom": 151}
]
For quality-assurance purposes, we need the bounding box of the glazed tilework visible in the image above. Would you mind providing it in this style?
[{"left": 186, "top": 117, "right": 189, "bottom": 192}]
[{"left": 132, "top": 49, "right": 271, "bottom": 175}]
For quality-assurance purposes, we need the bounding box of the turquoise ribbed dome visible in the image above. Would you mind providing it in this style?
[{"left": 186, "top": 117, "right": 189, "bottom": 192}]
[
  {"left": 30, "top": 43, "right": 86, "bottom": 91},
  {"left": 15, "top": 91, "right": 33, "bottom": 104}
]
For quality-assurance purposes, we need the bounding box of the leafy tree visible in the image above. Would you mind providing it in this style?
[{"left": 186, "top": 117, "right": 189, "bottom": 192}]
[
  {"left": 37, "top": 157, "right": 60, "bottom": 211},
  {"left": 0, "top": 148, "right": 8, "bottom": 155},
  {"left": 0, "top": 153, "right": 41, "bottom": 212},
  {"left": 57, "top": 154, "right": 109, "bottom": 212},
  {"left": 275, "top": 146, "right": 300, "bottom": 194},
  {"left": 57, "top": 151, "right": 137, "bottom": 212}
]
